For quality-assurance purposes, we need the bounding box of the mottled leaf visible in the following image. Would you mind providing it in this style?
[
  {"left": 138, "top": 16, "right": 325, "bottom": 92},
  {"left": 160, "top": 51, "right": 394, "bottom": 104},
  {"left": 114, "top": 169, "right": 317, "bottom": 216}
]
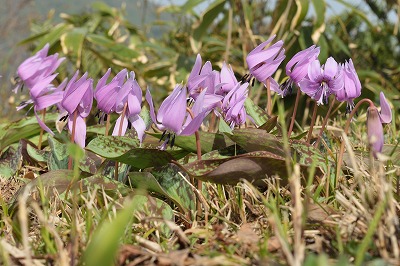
[
  {"left": 86, "top": 136, "right": 139, "bottom": 158},
  {"left": 129, "top": 164, "right": 195, "bottom": 213},
  {"left": 147, "top": 131, "right": 234, "bottom": 154},
  {"left": 0, "top": 114, "right": 58, "bottom": 152},
  {"left": 0, "top": 144, "right": 22, "bottom": 178},
  {"left": 244, "top": 98, "right": 269, "bottom": 127}
]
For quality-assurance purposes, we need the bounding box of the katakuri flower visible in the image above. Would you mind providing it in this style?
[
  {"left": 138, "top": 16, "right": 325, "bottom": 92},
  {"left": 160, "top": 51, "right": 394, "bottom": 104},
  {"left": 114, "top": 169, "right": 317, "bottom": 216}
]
[
  {"left": 187, "top": 54, "right": 219, "bottom": 99},
  {"left": 146, "top": 84, "right": 207, "bottom": 149},
  {"left": 15, "top": 43, "right": 65, "bottom": 93},
  {"left": 299, "top": 57, "right": 343, "bottom": 105},
  {"left": 94, "top": 68, "right": 128, "bottom": 122},
  {"left": 17, "top": 74, "right": 67, "bottom": 134},
  {"left": 111, "top": 71, "right": 146, "bottom": 142},
  {"left": 245, "top": 35, "right": 285, "bottom": 93},
  {"left": 279, "top": 45, "right": 320, "bottom": 97},
  {"left": 335, "top": 59, "right": 361, "bottom": 113},
  {"left": 220, "top": 62, "right": 238, "bottom": 94},
  {"left": 367, "top": 92, "right": 392, "bottom": 155},
  {"left": 60, "top": 71, "right": 93, "bottom": 148},
  {"left": 221, "top": 82, "right": 249, "bottom": 129}
]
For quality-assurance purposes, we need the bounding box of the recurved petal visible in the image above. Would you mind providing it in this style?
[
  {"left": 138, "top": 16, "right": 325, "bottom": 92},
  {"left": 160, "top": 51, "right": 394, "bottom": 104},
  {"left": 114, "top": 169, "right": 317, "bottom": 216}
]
[
  {"left": 129, "top": 114, "right": 146, "bottom": 143},
  {"left": 379, "top": 92, "right": 392, "bottom": 124},
  {"left": 112, "top": 115, "right": 128, "bottom": 136},
  {"left": 95, "top": 68, "right": 111, "bottom": 92},
  {"left": 323, "top": 57, "right": 338, "bottom": 78},
  {"left": 179, "top": 110, "right": 206, "bottom": 136},
  {"left": 162, "top": 86, "right": 188, "bottom": 133},
  {"left": 188, "top": 54, "right": 203, "bottom": 81},
  {"left": 35, "top": 106, "right": 54, "bottom": 135},
  {"left": 145, "top": 88, "right": 159, "bottom": 126},
  {"left": 68, "top": 115, "right": 87, "bottom": 148},
  {"left": 367, "top": 107, "right": 384, "bottom": 155},
  {"left": 307, "top": 60, "right": 322, "bottom": 82}
]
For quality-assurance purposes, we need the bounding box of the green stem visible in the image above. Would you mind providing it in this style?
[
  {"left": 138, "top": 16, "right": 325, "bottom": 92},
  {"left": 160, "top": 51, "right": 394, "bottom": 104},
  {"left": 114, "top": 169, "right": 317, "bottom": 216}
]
[{"left": 38, "top": 109, "right": 46, "bottom": 150}]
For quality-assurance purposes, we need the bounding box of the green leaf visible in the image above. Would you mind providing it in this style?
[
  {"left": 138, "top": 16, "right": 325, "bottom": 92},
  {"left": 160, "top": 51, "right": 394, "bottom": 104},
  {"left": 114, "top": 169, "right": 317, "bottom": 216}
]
[
  {"left": 47, "top": 136, "right": 69, "bottom": 170},
  {"left": 60, "top": 27, "right": 87, "bottom": 67},
  {"left": 227, "top": 128, "right": 287, "bottom": 157},
  {"left": 244, "top": 98, "right": 269, "bottom": 127},
  {"left": 147, "top": 131, "right": 234, "bottom": 154},
  {"left": 129, "top": 164, "right": 195, "bottom": 212},
  {"left": 218, "top": 119, "right": 233, "bottom": 135},
  {"left": 86, "top": 136, "right": 139, "bottom": 158},
  {"left": 175, "top": 151, "right": 291, "bottom": 187},
  {"left": 86, "top": 34, "right": 140, "bottom": 60},
  {"left": 111, "top": 148, "right": 175, "bottom": 169},
  {"left": 0, "top": 114, "right": 58, "bottom": 152},
  {"left": 290, "top": 0, "right": 309, "bottom": 30},
  {"left": 191, "top": 0, "right": 226, "bottom": 51},
  {"left": 0, "top": 144, "right": 22, "bottom": 178},
  {"left": 82, "top": 198, "right": 138, "bottom": 266},
  {"left": 35, "top": 24, "right": 71, "bottom": 52}
]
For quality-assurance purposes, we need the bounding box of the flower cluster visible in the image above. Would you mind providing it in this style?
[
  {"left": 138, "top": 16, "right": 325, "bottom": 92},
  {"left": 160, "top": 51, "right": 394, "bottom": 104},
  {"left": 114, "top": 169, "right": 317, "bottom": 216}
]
[{"left": 15, "top": 40, "right": 392, "bottom": 156}]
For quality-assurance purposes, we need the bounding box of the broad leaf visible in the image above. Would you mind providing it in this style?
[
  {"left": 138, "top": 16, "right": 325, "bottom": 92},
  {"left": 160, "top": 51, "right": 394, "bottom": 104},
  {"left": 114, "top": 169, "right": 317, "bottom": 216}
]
[
  {"left": 129, "top": 164, "right": 195, "bottom": 212},
  {"left": 0, "top": 114, "right": 58, "bottom": 152}
]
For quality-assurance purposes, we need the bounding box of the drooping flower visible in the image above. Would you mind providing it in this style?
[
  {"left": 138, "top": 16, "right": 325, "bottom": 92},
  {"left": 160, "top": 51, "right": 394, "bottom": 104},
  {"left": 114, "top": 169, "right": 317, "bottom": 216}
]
[
  {"left": 187, "top": 54, "right": 219, "bottom": 99},
  {"left": 60, "top": 71, "right": 93, "bottom": 148},
  {"left": 245, "top": 35, "right": 285, "bottom": 93},
  {"left": 17, "top": 74, "right": 67, "bottom": 134},
  {"left": 15, "top": 43, "right": 65, "bottom": 93},
  {"left": 367, "top": 92, "right": 392, "bottom": 155},
  {"left": 220, "top": 62, "right": 238, "bottom": 94},
  {"left": 221, "top": 82, "right": 249, "bottom": 129},
  {"left": 279, "top": 45, "right": 320, "bottom": 97},
  {"left": 299, "top": 57, "right": 343, "bottom": 105},
  {"left": 111, "top": 71, "right": 146, "bottom": 142},
  {"left": 146, "top": 84, "right": 207, "bottom": 149},
  {"left": 94, "top": 68, "right": 128, "bottom": 122},
  {"left": 335, "top": 59, "right": 362, "bottom": 113}
]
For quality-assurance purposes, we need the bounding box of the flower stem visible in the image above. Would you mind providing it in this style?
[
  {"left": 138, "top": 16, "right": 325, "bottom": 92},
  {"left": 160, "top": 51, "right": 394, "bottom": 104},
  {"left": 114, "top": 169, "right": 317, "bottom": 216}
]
[
  {"left": 266, "top": 78, "right": 272, "bottom": 115},
  {"left": 105, "top": 113, "right": 111, "bottom": 136},
  {"left": 336, "top": 98, "right": 374, "bottom": 182},
  {"left": 38, "top": 109, "right": 46, "bottom": 150},
  {"left": 314, "top": 97, "right": 335, "bottom": 148},
  {"left": 186, "top": 107, "right": 203, "bottom": 217},
  {"left": 287, "top": 89, "right": 301, "bottom": 137},
  {"left": 68, "top": 110, "right": 78, "bottom": 170},
  {"left": 115, "top": 103, "right": 128, "bottom": 181},
  {"left": 306, "top": 101, "right": 318, "bottom": 143}
]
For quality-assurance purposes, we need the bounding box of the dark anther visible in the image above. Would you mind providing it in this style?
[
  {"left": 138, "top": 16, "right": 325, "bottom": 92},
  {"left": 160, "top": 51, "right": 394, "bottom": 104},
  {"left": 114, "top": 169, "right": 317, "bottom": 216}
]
[
  {"left": 18, "top": 101, "right": 27, "bottom": 107},
  {"left": 127, "top": 120, "right": 132, "bottom": 130},
  {"left": 187, "top": 97, "right": 195, "bottom": 106},
  {"left": 95, "top": 110, "right": 100, "bottom": 118},
  {"left": 59, "top": 114, "right": 69, "bottom": 122},
  {"left": 170, "top": 134, "right": 176, "bottom": 148},
  {"left": 160, "top": 131, "right": 167, "bottom": 142},
  {"left": 251, "top": 78, "right": 255, "bottom": 87},
  {"left": 103, "top": 113, "right": 108, "bottom": 122}
]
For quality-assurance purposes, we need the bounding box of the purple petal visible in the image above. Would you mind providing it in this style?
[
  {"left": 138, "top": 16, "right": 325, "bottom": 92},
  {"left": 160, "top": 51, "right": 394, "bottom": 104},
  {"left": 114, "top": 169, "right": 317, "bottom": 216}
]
[
  {"left": 379, "top": 92, "right": 392, "bottom": 124},
  {"left": 367, "top": 107, "right": 384, "bottom": 155},
  {"left": 95, "top": 68, "right": 111, "bottom": 92},
  {"left": 188, "top": 54, "right": 202, "bottom": 81},
  {"left": 323, "top": 57, "right": 338, "bottom": 79},
  {"left": 247, "top": 35, "right": 276, "bottom": 56},
  {"left": 112, "top": 115, "right": 128, "bottom": 136},
  {"left": 307, "top": 60, "right": 322, "bottom": 82},
  {"left": 35, "top": 91, "right": 64, "bottom": 110},
  {"left": 299, "top": 79, "right": 320, "bottom": 96},
  {"left": 68, "top": 115, "right": 87, "bottom": 148},
  {"left": 145, "top": 88, "right": 160, "bottom": 128},
  {"left": 34, "top": 106, "right": 54, "bottom": 135},
  {"left": 129, "top": 114, "right": 146, "bottom": 143},
  {"left": 179, "top": 111, "right": 206, "bottom": 136},
  {"left": 162, "top": 85, "right": 188, "bottom": 133}
]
